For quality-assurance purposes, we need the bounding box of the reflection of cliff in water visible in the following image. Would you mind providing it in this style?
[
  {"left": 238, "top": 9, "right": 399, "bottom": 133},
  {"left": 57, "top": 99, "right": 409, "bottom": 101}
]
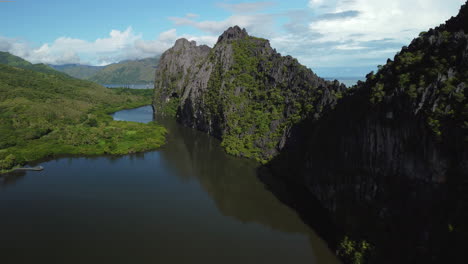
[
  {"left": 156, "top": 115, "right": 340, "bottom": 263},
  {"left": 156, "top": 116, "right": 324, "bottom": 236},
  {"left": 0, "top": 170, "right": 27, "bottom": 188}
]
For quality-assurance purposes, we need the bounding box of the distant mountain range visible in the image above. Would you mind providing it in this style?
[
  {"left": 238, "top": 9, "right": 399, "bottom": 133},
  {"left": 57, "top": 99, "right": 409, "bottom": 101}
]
[
  {"left": 0, "top": 51, "right": 69, "bottom": 77},
  {"left": 50, "top": 57, "right": 159, "bottom": 84},
  {"left": 49, "top": 64, "right": 104, "bottom": 79},
  {"left": 0, "top": 51, "right": 164, "bottom": 172}
]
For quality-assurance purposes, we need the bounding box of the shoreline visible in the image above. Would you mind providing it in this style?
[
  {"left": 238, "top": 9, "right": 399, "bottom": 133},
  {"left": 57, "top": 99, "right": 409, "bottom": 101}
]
[
  {"left": 1, "top": 104, "right": 165, "bottom": 175},
  {"left": 13, "top": 166, "right": 44, "bottom": 172}
]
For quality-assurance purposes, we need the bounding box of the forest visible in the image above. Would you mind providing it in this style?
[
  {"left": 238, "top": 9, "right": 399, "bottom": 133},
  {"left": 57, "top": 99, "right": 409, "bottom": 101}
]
[{"left": 0, "top": 54, "right": 165, "bottom": 172}]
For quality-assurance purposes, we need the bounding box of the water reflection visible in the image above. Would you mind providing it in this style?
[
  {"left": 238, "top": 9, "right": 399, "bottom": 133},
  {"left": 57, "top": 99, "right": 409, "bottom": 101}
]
[
  {"left": 158, "top": 116, "right": 308, "bottom": 233},
  {"left": 155, "top": 114, "right": 339, "bottom": 263},
  {"left": 0, "top": 106, "right": 339, "bottom": 264},
  {"left": 0, "top": 170, "right": 26, "bottom": 187}
]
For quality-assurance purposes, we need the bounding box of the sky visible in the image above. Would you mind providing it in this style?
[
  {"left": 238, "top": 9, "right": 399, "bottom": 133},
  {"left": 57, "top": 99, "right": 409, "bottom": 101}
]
[{"left": 0, "top": 0, "right": 465, "bottom": 77}]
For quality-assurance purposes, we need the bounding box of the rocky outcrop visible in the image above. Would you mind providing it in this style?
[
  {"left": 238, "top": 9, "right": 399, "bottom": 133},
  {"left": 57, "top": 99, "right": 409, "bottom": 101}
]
[
  {"left": 153, "top": 39, "right": 211, "bottom": 113},
  {"left": 265, "top": 2, "right": 468, "bottom": 264},
  {"left": 154, "top": 26, "right": 345, "bottom": 162}
]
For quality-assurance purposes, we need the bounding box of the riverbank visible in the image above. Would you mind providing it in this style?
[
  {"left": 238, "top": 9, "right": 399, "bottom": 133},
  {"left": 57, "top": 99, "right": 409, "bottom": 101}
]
[
  {"left": 0, "top": 61, "right": 168, "bottom": 173},
  {"left": 12, "top": 166, "right": 44, "bottom": 171},
  {"left": 0, "top": 101, "right": 166, "bottom": 174},
  {"left": 0, "top": 105, "right": 339, "bottom": 264}
]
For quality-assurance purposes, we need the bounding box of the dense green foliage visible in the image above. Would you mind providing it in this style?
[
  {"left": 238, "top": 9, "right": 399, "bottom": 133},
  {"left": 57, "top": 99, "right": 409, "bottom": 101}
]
[
  {"left": 111, "top": 87, "right": 154, "bottom": 98},
  {"left": 204, "top": 37, "right": 320, "bottom": 163},
  {"left": 362, "top": 29, "right": 468, "bottom": 139},
  {"left": 50, "top": 64, "right": 103, "bottom": 79},
  {"left": 161, "top": 97, "right": 180, "bottom": 118},
  {"left": 337, "top": 236, "right": 372, "bottom": 264},
  {"left": 0, "top": 59, "right": 165, "bottom": 173},
  {"left": 154, "top": 27, "right": 343, "bottom": 163},
  {"left": 88, "top": 57, "right": 159, "bottom": 84},
  {"left": 215, "top": 38, "right": 284, "bottom": 162},
  {"left": 50, "top": 57, "right": 159, "bottom": 84}
]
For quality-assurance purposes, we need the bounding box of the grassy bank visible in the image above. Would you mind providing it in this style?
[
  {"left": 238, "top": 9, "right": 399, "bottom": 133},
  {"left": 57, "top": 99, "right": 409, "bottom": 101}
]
[{"left": 0, "top": 60, "right": 165, "bottom": 173}]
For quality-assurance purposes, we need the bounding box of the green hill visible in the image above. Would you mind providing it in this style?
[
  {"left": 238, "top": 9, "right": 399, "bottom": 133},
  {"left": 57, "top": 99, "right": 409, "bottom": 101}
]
[
  {"left": 0, "top": 51, "right": 69, "bottom": 76},
  {"left": 0, "top": 53, "right": 166, "bottom": 172},
  {"left": 49, "top": 64, "right": 104, "bottom": 79},
  {"left": 88, "top": 57, "right": 159, "bottom": 84}
]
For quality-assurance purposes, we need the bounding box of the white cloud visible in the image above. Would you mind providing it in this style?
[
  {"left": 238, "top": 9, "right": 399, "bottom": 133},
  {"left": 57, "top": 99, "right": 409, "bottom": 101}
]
[
  {"left": 272, "top": 0, "right": 464, "bottom": 75},
  {"left": 1, "top": 0, "right": 465, "bottom": 76},
  {"left": 309, "top": 0, "right": 465, "bottom": 43},
  {"left": 169, "top": 13, "right": 275, "bottom": 37},
  {"left": 185, "top": 13, "right": 199, "bottom": 19},
  {"left": 0, "top": 27, "right": 185, "bottom": 65},
  {"left": 164, "top": 0, "right": 464, "bottom": 76},
  {"left": 217, "top": 2, "right": 275, "bottom": 13},
  {"left": 335, "top": 44, "right": 368, "bottom": 50},
  {"left": 180, "top": 34, "right": 218, "bottom": 47},
  {"left": 308, "top": 0, "right": 325, "bottom": 8},
  {"left": 158, "top": 29, "right": 178, "bottom": 42}
]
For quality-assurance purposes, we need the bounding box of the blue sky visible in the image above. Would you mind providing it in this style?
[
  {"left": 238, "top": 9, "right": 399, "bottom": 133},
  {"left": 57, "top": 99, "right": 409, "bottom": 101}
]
[{"left": 0, "top": 0, "right": 465, "bottom": 77}]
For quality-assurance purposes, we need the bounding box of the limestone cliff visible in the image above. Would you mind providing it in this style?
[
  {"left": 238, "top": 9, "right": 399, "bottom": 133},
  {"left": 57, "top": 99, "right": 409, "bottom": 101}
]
[
  {"left": 154, "top": 26, "right": 345, "bottom": 162},
  {"left": 265, "top": 2, "right": 468, "bottom": 264}
]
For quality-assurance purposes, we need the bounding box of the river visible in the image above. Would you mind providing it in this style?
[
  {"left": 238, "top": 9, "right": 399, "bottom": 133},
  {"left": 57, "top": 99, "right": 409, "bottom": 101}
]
[{"left": 0, "top": 105, "right": 339, "bottom": 264}]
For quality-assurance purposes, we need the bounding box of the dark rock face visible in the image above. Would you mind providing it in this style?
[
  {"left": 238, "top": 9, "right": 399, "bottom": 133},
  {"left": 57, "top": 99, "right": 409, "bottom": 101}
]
[
  {"left": 217, "top": 25, "right": 248, "bottom": 42},
  {"left": 266, "top": 2, "right": 468, "bottom": 264},
  {"left": 444, "top": 2, "right": 468, "bottom": 33},
  {"left": 153, "top": 4, "right": 468, "bottom": 263},
  {"left": 154, "top": 27, "right": 345, "bottom": 162}
]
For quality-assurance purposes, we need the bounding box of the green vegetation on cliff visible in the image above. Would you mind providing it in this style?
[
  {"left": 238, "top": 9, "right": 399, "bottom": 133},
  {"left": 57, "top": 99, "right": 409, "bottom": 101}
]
[
  {"left": 265, "top": 3, "right": 468, "bottom": 264},
  {"left": 205, "top": 36, "right": 334, "bottom": 162},
  {"left": 363, "top": 28, "right": 468, "bottom": 140},
  {"left": 0, "top": 55, "right": 166, "bottom": 172},
  {"left": 154, "top": 28, "right": 344, "bottom": 163},
  {"left": 337, "top": 236, "right": 372, "bottom": 264},
  {"left": 208, "top": 37, "right": 287, "bottom": 161}
]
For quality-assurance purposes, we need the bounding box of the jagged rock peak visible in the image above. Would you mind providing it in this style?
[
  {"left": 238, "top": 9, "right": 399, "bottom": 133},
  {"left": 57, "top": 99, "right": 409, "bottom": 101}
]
[
  {"left": 173, "top": 38, "right": 199, "bottom": 49},
  {"left": 444, "top": 0, "right": 468, "bottom": 32},
  {"left": 217, "top": 26, "right": 249, "bottom": 42}
]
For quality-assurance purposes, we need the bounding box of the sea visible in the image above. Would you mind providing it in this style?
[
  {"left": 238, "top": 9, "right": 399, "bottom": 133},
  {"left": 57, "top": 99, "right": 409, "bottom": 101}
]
[{"left": 325, "top": 77, "right": 365, "bottom": 87}]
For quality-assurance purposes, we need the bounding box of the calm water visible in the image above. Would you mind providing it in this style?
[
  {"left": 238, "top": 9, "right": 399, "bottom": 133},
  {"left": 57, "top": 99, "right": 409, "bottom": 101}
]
[
  {"left": 103, "top": 81, "right": 362, "bottom": 89},
  {"left": 0, "top": 106, "right": 339, "bottom": 264},
  {"left": 326, "top": 78, "right": 364, "bottom": 87},
  {"left": 104, "top": 84, "right": 153, "bottom": 89}
]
